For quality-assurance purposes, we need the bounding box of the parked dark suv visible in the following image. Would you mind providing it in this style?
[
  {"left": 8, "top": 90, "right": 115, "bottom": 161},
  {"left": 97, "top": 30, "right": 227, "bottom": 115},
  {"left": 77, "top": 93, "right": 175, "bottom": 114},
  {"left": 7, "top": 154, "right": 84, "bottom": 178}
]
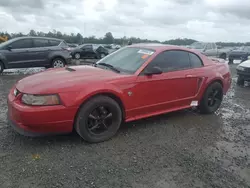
[
  {"left": 71, "top": 44, "right": 109, "bottom": 59},
  {"left": 0, "top": 36, "right": 72, "bottom": 73}
]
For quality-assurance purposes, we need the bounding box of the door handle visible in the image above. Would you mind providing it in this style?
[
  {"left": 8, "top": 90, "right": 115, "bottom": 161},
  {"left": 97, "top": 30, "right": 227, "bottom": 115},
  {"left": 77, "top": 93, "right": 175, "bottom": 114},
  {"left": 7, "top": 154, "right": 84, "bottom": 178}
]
[{"left": 186, "top": 75, "right": 195, "bottom": 78}]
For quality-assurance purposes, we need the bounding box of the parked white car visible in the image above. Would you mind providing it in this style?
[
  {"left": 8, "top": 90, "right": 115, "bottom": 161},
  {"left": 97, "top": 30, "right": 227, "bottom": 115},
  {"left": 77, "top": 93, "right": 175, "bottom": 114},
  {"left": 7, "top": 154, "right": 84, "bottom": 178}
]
[{"left": 236, "top": 60, "right": 250, "bottom": 85}]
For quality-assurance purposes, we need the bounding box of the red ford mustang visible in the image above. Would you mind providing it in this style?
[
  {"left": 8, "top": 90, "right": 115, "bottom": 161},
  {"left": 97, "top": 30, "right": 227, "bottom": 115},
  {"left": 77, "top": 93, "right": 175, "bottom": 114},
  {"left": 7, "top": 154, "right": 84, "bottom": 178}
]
[{"left": 8, "top": 44, "right": 231, "bottom": 143}]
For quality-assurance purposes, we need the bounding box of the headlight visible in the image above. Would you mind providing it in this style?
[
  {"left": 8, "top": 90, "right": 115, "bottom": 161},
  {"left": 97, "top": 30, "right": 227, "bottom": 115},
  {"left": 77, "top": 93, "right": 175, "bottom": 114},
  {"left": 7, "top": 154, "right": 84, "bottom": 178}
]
[
  {"left": 21, "top": 94, "right": 61, "bottom": 106},
  {"left": 237, "top": 66, "right": 245, "bottom": 71}
]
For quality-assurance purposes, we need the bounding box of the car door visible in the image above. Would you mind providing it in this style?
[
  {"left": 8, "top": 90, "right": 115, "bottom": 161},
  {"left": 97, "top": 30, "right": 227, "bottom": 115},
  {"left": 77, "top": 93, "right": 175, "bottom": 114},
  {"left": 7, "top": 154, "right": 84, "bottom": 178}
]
[
  {"left": 132, "top": 50, "right": 199, "bottom": 117},
  {"left": 203, "top": 43, "right": 215, "bottom": 57},
  {"left": 80, "top": 45, "right": 94, "bottom": 58},
  {"left": 27, "top": 38, "right": 51, "bottom": 67},
  {"left": 3, "top": 38, "right": 34, "bottom": 68}
]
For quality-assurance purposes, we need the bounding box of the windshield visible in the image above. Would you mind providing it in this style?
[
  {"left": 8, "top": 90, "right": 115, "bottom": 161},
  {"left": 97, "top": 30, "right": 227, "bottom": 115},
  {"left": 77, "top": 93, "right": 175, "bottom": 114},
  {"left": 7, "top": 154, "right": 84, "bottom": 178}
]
[
  {"left": 190, "top": 42, "right": 206, "bottom": 49},
  {"left": 96, "top": 47, "right": 155, "bottom": 74}
]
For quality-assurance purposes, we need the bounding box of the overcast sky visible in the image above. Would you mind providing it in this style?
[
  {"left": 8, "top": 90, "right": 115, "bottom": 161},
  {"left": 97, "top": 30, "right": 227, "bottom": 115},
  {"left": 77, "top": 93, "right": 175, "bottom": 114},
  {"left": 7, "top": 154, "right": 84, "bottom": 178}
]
[{"left": 0, "top": 0, "right": 250, "bottom": 42}]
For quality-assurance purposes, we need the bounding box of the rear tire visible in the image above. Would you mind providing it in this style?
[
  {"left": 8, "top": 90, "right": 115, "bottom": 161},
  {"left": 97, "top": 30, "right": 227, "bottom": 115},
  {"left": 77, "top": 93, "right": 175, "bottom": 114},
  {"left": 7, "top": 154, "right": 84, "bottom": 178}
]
[
  {"left": 0, "top": 61, "right": 4, "bottom": 73},
  {"left": 74, "top": 53, "right": 81, "bottom": 59},
  {"left": 52, "top": 58, "right": 66, "bottom": 68},
  {"left": 219, "top": 53, "right": 226, "bottom": 60},
  {"left": 237, "top": 76, "right": 245, "bottom": 86},
  {"left": 199, "top": 82, "right": 223, "bottom": 114},
  {"left": 75, "top": 96, "right": 122, "bottom": 143}
]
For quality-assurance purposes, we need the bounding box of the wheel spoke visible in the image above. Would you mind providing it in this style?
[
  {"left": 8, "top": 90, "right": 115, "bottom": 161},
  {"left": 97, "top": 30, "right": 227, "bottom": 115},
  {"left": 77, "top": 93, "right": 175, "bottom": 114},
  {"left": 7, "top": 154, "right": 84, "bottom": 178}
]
[
  {"left": 104, "top": 113, "right": 112, "bottom": 120},
  {"left": 208, "top": 98, "right": 213, "bottom": 106},
  {"left": 89, "top": 114, "right": 98, "bottom": 120},
  {"left": 213, "top": 90, "right": 218, "bottom": 97},
  {"left": 102, "top": 122, "right": 108, "bottom": 129},
  {"left": 89, "top": 123, "right": 100, "bottom": 131}
]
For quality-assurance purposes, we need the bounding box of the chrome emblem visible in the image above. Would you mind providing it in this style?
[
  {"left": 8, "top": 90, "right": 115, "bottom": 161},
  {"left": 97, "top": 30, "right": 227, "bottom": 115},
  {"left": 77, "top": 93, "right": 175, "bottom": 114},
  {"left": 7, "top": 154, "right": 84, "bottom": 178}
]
[{"left": 128, "top": 91, "right": 133, "bottom": 96}]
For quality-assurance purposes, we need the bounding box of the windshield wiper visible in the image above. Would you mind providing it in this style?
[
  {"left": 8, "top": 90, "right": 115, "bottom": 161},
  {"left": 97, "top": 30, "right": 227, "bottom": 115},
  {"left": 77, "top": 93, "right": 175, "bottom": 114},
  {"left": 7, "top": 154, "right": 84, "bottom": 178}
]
[{"left": 96, "top": 63, "right": 120, "bottom": 73}]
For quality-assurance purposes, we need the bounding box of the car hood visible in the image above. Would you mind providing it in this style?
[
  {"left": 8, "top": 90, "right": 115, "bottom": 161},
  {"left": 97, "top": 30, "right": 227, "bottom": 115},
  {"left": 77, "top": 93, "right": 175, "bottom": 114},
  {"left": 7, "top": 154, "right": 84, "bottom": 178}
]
[
  {"left": 239, "top": 60, "right": 250, "bottom": 68},
  {"left": 16, "top": 66, "right": 126, "bottom": 94}
]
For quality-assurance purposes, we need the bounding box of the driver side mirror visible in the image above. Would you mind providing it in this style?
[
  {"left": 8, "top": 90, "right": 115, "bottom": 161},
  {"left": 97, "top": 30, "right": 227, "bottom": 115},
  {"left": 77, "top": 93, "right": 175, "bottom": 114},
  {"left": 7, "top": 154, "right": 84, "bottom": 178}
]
[
  {"left": 144, "top": 66, "right": 163, "bottom": 76},
  {"left": 7, "top": 45, "right": 12, "bottom": 51}
]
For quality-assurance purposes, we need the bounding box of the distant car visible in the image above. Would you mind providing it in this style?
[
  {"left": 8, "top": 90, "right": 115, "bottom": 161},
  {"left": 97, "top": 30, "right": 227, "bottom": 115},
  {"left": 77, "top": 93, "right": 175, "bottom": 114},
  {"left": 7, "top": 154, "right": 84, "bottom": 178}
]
[
  {"left": 236, "top": 60, "right": 250, "bottom": 85},
  {"left": 190, "top": 42, "right": 231, "bottom": 60},
  {"left": 8, "top": 44, "right": 231, "bottom": 143},
  {"left": 115, "top": 45, "right": 121, "bottom": 49},
  {"left": 228, "top": 46, "right": 250, "bottom": 64},
  {"left": 0, "top": 36, "right": 72, "bottom": 73},
  {"left": 71, "top": 44, "right": 109, "bottom": 59}
]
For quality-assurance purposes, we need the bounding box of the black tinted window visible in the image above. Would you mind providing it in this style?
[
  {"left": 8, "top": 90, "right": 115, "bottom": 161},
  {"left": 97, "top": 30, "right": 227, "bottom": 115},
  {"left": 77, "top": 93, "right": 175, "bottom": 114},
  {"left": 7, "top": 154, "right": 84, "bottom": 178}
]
[
  {"left": 11, "top": 39, "right": 33, "bottom": 49},
  {"left": 82, "top": 45, "right": 92, "bottom": 49},
  {"left": 189, "top": 53, "right": 203, "bottom": 68},
  {"left": 33, "top": 39, "right": 49, "bottom": 47},
  {"left": 147, "top": 50, "right": 191, "bottom": 72},
  {"left": 49, "top": 40, "right": 60, "bottom": 46}
]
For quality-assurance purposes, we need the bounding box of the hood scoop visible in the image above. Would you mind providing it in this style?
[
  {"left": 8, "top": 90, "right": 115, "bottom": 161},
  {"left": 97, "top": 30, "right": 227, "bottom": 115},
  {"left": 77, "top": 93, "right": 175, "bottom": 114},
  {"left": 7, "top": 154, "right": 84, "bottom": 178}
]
[{"left": 65, "top": 67, "right": 76, "bottom": 72}]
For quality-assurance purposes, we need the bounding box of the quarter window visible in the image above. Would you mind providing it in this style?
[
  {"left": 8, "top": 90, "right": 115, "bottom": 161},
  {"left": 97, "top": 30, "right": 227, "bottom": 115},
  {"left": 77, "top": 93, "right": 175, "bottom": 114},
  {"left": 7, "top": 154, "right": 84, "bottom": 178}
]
[
  {"left": 49, "top": 40, "right": 61, "bottom": 46},
  {"left": 33, "top": 39, "right": 50, "bottom": 47},
  {"left": 206, "top": 43, "right": 212, "bottom": 50},
  {"left": 11, "top": 39, "right": 33, "bottom": 49},
  {"left": 146, "top": 50, "right": 191, "bottom": 73},
  {"left": 189, "top": 53, "right": 203, "bottom": 68}
]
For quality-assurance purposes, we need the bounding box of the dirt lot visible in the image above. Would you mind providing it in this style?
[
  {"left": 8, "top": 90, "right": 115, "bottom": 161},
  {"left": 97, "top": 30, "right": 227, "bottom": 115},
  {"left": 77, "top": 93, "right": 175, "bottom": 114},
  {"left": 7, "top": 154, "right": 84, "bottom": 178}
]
[{"left": 0, "top": 64, "right": 249, "bottom": 188}]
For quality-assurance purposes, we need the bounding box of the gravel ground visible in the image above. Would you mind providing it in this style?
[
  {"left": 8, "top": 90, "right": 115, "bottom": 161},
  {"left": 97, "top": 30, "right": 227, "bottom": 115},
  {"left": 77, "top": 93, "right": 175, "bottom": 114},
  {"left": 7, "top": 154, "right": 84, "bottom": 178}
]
[{"left": 0, "top": 63, "right": 249, "bottom": 188}]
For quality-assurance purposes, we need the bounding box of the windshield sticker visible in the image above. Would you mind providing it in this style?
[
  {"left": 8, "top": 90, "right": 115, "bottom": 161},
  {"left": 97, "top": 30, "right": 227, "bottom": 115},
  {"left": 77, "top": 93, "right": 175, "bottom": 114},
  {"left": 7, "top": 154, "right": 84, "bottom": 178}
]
[
  {"left": 141, "top": 54, "right": 149, "bottom": 59},
  {"left": 137, "top": 49, "right": 154, "bottom": 55}
]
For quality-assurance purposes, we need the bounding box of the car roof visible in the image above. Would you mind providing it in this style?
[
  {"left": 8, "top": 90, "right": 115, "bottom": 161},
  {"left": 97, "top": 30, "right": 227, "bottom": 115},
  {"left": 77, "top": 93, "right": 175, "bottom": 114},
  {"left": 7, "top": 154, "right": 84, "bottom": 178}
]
[
  {"left": 12, "top": 36, "right": 63, "bottom": 41},
  {"left": 128, "top": 43, "right": 195, "bottom": 52}
]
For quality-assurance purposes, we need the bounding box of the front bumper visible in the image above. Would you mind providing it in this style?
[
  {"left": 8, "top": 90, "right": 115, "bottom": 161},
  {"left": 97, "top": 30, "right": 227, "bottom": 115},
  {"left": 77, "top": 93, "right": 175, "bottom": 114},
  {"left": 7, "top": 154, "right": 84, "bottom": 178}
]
[{"left": 7, "top": 89, "right": 76, "bottom": 137}]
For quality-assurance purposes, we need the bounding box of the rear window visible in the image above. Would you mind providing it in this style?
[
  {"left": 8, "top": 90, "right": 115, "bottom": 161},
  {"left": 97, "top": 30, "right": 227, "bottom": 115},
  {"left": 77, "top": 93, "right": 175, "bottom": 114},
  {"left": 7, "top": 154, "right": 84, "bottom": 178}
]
[
  {"left": 96, "top": 47, "right": 155, "bottom": 74},
  {"left": 33, "top": 39, "right": 50, "bottom": 47},
  {"left": 49, "top": 40, "right": 61, "bottom": 46},
  {"left": 59, "top": 41, "right": 68, "bottom": 47}
]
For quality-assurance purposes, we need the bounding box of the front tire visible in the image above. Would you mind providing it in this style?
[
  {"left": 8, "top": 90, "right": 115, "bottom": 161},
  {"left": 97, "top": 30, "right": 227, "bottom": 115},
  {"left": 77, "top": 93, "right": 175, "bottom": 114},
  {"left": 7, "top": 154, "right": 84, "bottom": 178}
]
[
  {"left": 75, "top": 96, "right": 122, "bottom": 143},
  {"left": 237, "top": 76, "right": 245, "bottom": 86},
  {"left": 0, "top": 61, "right": 4, "bottom": 74},
  {"left": 199, "top": 82, "right": 223, "bottom": 114},
  {"left": 52, "top": 58, "right": 65, "bottom": 68}
]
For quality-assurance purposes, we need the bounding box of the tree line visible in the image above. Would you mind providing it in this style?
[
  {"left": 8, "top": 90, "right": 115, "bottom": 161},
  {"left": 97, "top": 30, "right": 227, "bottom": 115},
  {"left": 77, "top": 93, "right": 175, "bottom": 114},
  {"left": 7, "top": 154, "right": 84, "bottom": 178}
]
[{"left": 0, "top": 30, "right": 249, "bottom": 47}]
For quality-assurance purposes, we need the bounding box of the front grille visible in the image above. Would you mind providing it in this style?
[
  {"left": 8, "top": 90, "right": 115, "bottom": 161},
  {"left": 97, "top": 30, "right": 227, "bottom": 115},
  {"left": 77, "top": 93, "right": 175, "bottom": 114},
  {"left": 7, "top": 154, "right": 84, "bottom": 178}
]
[{"left": 237, "top": 70, "right": 250, "bottom": 76}]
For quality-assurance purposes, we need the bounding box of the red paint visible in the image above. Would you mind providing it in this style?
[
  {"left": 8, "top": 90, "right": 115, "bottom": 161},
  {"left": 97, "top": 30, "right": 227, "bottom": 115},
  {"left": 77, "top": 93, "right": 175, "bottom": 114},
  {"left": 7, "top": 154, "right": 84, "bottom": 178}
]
[{"left": 7, "top": 45, "right": 231, "bottom": 135}]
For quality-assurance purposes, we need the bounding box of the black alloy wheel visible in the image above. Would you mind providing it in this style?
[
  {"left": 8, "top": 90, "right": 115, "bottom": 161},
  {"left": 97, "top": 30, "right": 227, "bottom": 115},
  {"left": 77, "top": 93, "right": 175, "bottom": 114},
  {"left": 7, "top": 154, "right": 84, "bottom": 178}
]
[
  {"left": 87, "top": 106, "right": 113, "bottom": 135},
  {"left": 199, "top": 82, "right": 223, "bottom": 114},
  {"left": 75, "top": 96, "right": 122, "bottom": 143}
]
